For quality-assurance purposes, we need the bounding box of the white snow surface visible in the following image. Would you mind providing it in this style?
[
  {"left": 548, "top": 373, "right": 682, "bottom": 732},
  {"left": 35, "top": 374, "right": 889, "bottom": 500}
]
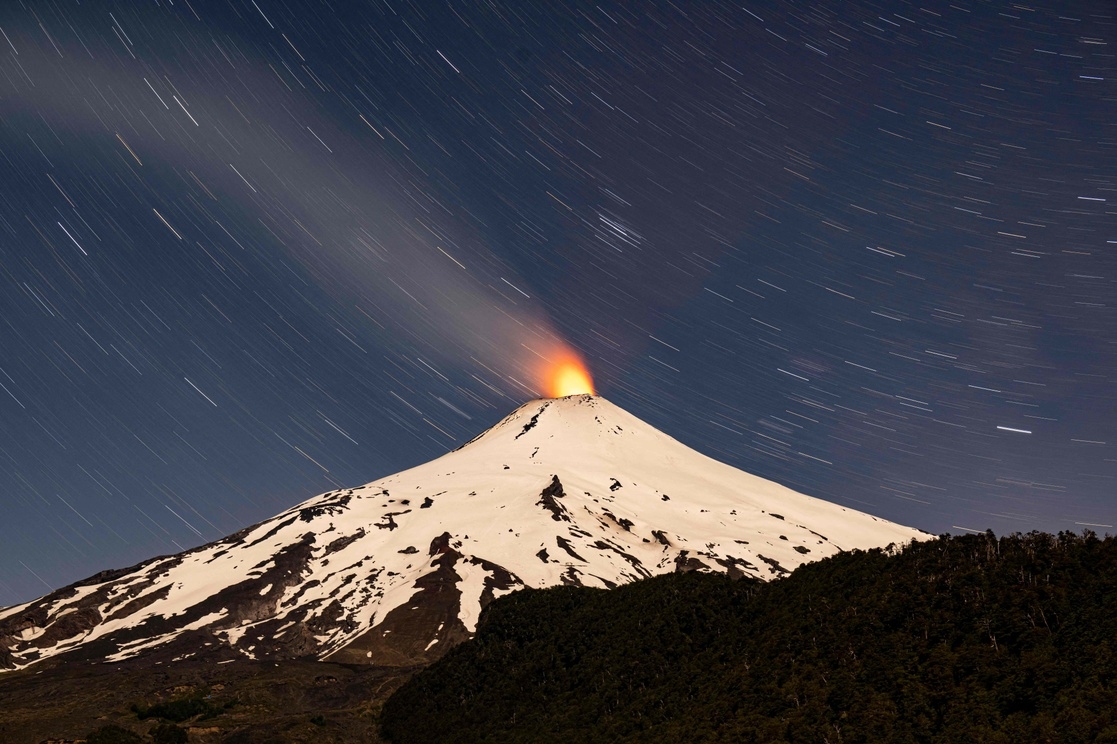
[{"left": 1, "top": 395, "right": 928, "bottom": 671}]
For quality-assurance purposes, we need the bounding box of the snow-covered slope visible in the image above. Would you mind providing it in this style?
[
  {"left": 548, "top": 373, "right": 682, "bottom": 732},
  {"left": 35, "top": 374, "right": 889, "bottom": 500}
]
[{"left": 0, "top": 395, "right": 928, "bottom": 671}]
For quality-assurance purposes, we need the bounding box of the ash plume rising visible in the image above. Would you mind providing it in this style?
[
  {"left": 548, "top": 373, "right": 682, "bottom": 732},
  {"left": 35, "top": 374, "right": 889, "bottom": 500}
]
[{"left": 0, "top": 8, "right": 577, "bottom": 398}]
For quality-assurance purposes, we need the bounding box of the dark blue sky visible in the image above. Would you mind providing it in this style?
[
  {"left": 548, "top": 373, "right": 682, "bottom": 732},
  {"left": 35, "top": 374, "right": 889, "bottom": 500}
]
[{"left": 1, "top": 0, "right": 1114, "bottom": 605}]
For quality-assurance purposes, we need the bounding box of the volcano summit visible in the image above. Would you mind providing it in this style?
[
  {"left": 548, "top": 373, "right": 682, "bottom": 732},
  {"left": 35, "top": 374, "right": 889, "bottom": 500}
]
[{"left": 1, "top": 395, "right": 926, "bottom": 672}]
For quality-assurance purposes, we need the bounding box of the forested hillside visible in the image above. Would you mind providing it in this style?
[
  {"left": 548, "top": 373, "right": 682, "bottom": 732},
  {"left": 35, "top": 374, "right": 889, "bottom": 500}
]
[{"left": 381, "top": 532, "right": 1117, "bottom": 743}]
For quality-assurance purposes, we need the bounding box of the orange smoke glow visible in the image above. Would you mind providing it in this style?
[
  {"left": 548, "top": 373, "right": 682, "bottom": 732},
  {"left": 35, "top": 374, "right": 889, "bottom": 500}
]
[{"left": 544, "top": 352, "right": 595, "bottom": 398}]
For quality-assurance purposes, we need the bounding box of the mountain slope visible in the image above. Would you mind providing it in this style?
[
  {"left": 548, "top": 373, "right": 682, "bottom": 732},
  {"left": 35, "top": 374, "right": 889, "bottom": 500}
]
[{"left": 0, "top": 395, "right": 926, "bottom": 672}]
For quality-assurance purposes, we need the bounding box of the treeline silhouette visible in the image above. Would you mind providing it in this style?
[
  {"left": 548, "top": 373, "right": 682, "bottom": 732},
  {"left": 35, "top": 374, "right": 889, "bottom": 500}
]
[{"left": 381, "top": 531, "right": 1117, "bottom": 743}]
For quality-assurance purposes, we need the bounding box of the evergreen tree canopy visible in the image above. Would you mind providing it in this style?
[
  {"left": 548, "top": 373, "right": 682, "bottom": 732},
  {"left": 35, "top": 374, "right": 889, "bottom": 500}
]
[{"left": 381, "top": 532, "right": 1117, "bottom": 743}]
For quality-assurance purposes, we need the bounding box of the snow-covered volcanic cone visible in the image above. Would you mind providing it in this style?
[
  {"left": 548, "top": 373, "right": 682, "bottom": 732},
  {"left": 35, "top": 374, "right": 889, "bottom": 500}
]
[{"left": 0, "top": 395, "right": 927, "bottom": 671}]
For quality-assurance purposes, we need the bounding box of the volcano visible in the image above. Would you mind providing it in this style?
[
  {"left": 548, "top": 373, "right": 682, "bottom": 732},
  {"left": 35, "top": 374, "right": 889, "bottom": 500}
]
[{"left": 0, "top": 395, "right": 927, "bottom": 672}]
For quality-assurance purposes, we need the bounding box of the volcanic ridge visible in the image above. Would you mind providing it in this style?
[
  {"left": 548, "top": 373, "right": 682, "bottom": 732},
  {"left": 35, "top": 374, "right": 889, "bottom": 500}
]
[{"left": 0, "top": 395, "right": 927, "bottom": 672}]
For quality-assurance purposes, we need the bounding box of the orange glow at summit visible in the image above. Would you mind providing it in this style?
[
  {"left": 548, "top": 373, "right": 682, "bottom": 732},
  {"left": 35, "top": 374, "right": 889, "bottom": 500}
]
[{"left": 543, "top": 351, "right": 595, "bottom": 398}]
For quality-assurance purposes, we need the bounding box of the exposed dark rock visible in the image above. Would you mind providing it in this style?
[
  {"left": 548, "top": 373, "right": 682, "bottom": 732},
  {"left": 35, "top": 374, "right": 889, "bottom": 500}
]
[
  {"left": 276, "top": 622, "right": 320, "bottom": 658},
  {"left": 609, "top": 478, "right": 622, "bottom": 491},
  {"left": 555, "top": 536, "right": 587, "bottom": 563},
  {"left": 281, "top": 579, "right": 322, "bottom": 608},
  {"left": 325, "top": 530, "right": 364, "bottom": 555},
  {"left": 33, "top": 608, "right": 101, "bottom": 648},
  {"left": 714, "top": 554, "right": 758, "bottom": 580},
  {"left": 756, "top": 554, "right": 790, "bottom": 576},
  {"left": 536, "top": 475, "right": 570, "bottom": 522},
  {"left": 514, "top": 403, "right": 550, "bottom": 439},
  {"left": 468, "top": 556, "right": 523, "bottom": 608},
  {"left": 375, "top": 511, "right": 409, "bottom": 531},
  {"left": 591, "top": 541, "right": 650, "bottom": 577},
  {"left": 299, "top": 494, "right": 351, "bottom": 522},
  {"left": 306, "top": 600, "right": 351, "bottom": 635},
  {"left": 559, "top": 567, "right": 583, "bottom": 587},
  {"left": 651, "top": 530, "right": 671, "bottom": 546},
  {"left": 674, "top": 551, "right": 711, "bottom": 573},
  {"left": 429, "top": 532, "right": 453, "bottom": 555},
  {"left": 602, "top": 511, "right": 634, "bottom": 531}
]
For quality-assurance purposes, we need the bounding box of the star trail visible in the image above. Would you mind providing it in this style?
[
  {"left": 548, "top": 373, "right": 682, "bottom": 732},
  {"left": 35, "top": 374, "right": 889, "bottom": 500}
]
[{"left": 0, "top": 0, "right": 1114, "bottom": 605}]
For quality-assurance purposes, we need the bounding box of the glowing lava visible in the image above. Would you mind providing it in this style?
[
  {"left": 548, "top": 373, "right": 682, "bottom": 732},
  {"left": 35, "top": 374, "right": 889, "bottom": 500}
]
[{"left": 545, "top": 352, "right": 595, "bottom": 398}]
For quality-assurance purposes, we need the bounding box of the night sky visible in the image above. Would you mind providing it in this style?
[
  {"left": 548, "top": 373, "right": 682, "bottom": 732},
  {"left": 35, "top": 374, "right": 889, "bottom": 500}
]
[{"left": 1, "top": 0, "right": 1115, "bottom": 606}]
